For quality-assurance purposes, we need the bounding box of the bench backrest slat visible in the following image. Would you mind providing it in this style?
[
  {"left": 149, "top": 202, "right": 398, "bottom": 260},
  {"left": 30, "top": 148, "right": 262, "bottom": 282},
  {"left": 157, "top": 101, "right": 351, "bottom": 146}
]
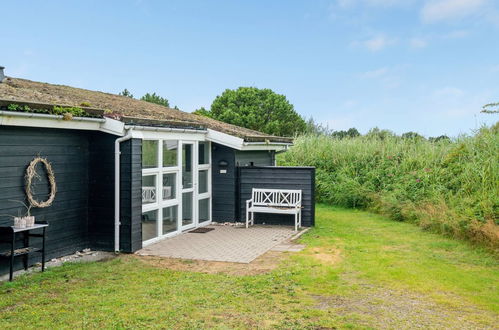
[{"left": 251, "top": 188, "right": 302, "bottom": 207}]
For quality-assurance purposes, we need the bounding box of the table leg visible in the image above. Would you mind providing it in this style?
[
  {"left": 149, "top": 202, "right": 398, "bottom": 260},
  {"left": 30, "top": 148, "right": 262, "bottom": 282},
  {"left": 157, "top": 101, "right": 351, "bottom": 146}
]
[
  {"left": 23, "top": 232, "right": 29, "bottom": 270},
  {"left": 9, "top": 234, "right": 15, "bottom": 281},
  {"left": 41, "top": 227, "right": 46, "bottom": 272}
]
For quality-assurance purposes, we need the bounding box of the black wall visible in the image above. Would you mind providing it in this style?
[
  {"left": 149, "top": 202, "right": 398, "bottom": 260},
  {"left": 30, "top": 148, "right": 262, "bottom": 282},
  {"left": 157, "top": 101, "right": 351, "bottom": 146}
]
[
  {"left": 0, "top": 126, "right": 141, "bottom": 276},
  {"left": 211, "top": 143, "right": 236, "bottom": 222},
  {"left": 211, "top": 143, "right": 315, "bottom": 226},
  {"left": 0, "top": 126, "right": 91, "bottom": 275},
  {"left": 88, "top": 132, "right": 115, "bottom": 250},
  {"left": 237, "top": 166, "right": 315, "bottom": 227},
  {"left": 119, "top": 139, "right": 142, "bottom": 253}
]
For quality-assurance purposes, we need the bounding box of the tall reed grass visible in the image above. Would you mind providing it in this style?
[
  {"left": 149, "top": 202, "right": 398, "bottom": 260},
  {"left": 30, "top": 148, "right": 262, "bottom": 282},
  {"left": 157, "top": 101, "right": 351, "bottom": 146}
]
[{"left": 278, "top": 124, "right": 499, "bottom": 250}]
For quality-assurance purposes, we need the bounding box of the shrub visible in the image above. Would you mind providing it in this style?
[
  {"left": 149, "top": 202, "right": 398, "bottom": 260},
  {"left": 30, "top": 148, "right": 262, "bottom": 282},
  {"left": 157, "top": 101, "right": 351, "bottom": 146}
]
[{"left": 278, "top": 125, "right": 499, "bottom": 250}]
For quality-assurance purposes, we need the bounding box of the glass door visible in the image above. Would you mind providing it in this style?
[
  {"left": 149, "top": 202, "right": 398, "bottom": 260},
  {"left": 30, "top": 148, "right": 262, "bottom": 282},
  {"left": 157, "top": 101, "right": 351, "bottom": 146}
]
[
  {"left": 197, "top": 141, "right": 211, "bottom": 225},
  {"left": 181, "top": 142, "right": 195, "bottom": 230},
  {"left": 141, "top": 139, "right": 180, "bottom": 245}
]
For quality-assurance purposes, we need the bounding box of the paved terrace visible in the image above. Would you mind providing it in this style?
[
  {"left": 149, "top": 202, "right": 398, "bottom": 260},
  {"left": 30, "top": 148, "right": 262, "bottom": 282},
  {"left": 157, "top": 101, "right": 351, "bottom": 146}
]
[{"left": 136, "top": 225, "right": 302, "bottom": 263}]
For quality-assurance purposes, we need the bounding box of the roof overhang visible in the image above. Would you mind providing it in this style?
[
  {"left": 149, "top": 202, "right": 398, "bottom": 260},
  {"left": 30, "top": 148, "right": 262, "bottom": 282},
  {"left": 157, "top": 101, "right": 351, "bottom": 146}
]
[
  {"left": 0, "top": 111, "right": 292, "bottom": 151},
  {"left": 0, "top": 110, "right": 124, "bottom": 136},
  {"left": 206, "top": 129, "right": 292, "bottom": 151}
]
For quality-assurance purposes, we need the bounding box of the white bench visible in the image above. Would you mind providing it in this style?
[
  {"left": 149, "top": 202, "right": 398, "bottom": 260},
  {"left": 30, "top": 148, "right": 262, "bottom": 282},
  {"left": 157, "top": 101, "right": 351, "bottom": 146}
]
[
  {"left": 246, "top": 188, "right": 302, "bottom": 231},
  {"left": 142, "top": 186, "right": 172, "bottom": 203}
]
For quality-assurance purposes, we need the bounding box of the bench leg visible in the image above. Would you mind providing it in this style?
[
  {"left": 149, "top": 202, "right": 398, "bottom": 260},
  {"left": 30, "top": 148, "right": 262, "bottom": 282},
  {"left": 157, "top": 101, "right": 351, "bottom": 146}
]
[
  {"left": 246, "top": 208, "right": 249, "bottom": 228},
  {"left": 295, "top": 213, "right": 298, "bottom": 231},
  {"left": 251, "top": 211, "right": 254, "bottom": 226}
]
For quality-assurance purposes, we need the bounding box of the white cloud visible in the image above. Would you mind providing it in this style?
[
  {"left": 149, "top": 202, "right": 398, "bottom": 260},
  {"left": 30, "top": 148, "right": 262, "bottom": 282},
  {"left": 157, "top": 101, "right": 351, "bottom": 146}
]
[
  {"left": 336, "top": 0, "right": 356, "bottom": 8},
  {"left": 409, "top": 37, "right": 428, "bottom": 48},
  {"left": 421, "top": 0, "right": 487, "bottom": 23},
  {"left": 352, "top": 35, "right": 396, "bottom": 51},
  {"left": 434, "top": 86, "right": 465, "bottom": 98},
  {"left": 443, "top": 29, "right": 470, "bottom": 38},
  {"left": 360, "top": 66, "right": 402, "bottom": 88},
  {"left": 362, "top": 67, "right": 389, "bottom": 78},
  {"left": 342, "top": 100, "right": 358, "bottom": 108},
  {"left": 336, "top": 0, "right": 414, "bottom": 8},
  {"left": 366, "top": 0, "right": 412, "bottom": 6}
]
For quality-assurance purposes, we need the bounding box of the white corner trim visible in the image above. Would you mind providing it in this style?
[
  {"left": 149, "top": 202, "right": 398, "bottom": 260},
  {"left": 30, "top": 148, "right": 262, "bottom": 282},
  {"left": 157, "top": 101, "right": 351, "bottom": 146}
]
[
  {"left": 206, "top": 128, "right": 244, "bottom": 150},
  {"left": 100, "top": 117, "right": 125, "bottom": 136}
]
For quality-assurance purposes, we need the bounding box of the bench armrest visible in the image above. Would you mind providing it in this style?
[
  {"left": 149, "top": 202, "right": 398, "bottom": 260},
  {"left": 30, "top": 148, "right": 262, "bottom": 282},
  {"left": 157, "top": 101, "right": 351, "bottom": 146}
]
[{"left": 246, "top": 199, "right": 253, "bottom": 208}]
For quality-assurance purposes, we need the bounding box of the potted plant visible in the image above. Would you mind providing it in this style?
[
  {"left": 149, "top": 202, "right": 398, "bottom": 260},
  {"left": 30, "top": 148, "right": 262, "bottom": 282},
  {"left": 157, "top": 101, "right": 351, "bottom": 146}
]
[{"left": 9, "top": 199, "right": 35, "bottom": 227}]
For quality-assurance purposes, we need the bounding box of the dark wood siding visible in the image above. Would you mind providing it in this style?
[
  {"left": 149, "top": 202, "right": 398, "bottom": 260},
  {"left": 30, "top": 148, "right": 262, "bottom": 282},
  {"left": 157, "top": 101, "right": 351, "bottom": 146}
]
[
  {"left": 88, "top": 132, "right": 115, "bottom": 250},
  {"left": 0, "top": 126, "right": 141, "bottom": 276},
  {"left": 119, "top": 139, "right": 142, "bottom": 253},
  {"left": 211, "top": 143, "right": 236, "bottom": 222},
  {"left": 0, "top": 126, "right": 90, "bottom": 275},
  {"left": 237, "top": 166, "right": 315, "bottom": 227}
]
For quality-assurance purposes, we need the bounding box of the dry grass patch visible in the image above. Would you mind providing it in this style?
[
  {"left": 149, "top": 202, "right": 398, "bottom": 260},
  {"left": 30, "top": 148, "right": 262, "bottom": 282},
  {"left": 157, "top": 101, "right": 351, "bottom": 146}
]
[
  {"left": 308, "top": 247, "right": 342, "bottom": 266},
  {"left": 134, "top": 250, "right": 290, "bottom": 276}
]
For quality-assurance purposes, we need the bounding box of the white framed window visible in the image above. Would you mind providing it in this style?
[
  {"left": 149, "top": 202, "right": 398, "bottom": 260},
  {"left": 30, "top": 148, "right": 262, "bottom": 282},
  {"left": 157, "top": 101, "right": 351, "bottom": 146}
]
[{"left": 142, "top": 138, "right": 211, "bottom": 244}]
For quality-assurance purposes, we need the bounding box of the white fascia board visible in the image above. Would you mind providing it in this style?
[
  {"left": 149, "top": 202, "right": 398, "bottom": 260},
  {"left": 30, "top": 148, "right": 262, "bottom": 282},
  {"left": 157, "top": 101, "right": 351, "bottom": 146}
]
[
  {"left": 206, "top": 128, "right": 244, "bottom": 150},
  {"left": 0, "top": 111, "right": 126, "bottom": 136},
  {"left": 0, "top": 112, "right": 103, "bottom": 131},
  {"left": 136, "top": 129, "right": 206, "bottom": 141},
  {"left": 206, "top": 128, "right": 292, "bottom": 151},
  {"left": 240, "top": 143, "right": 291, "bottom": 151}
]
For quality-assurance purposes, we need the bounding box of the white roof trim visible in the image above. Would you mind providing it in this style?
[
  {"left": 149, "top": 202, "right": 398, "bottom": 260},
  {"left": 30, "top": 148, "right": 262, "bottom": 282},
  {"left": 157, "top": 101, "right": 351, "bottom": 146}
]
[
  {"left": 206, "top": 128, "right": 244, "bottom": 150},
  {"left": 205, "top": 128, "right": 292, "bottom": 151},
  {"left": 240, "top": 143, "right": 291, "bottom": 151},
  {"left": 0, "top": 110, "right": 124, "bottom": 135},
  {"left": 0, "top": 111, "right": 292, "bottom": 151}
]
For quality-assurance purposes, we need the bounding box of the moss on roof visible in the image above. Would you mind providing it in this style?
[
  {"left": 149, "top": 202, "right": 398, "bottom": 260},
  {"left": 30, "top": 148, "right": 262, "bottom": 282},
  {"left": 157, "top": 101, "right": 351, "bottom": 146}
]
[{"left": 0, "top": 77, "right": 293, "bottom": 143}]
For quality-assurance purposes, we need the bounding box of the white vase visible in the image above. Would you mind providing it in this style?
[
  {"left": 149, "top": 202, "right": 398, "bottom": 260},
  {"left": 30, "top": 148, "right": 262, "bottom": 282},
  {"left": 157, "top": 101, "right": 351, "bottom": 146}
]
[
  {"left": 25, "top": 216, "right": 35, "bottom": 227},
  {"left": 14, "top": 217, "right": 26, "bottom": 228}
]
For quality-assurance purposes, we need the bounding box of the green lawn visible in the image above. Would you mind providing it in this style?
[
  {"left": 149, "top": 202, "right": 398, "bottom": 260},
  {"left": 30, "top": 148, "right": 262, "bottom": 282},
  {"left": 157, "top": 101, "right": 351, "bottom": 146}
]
[{"left": 1, "top": 205, "right": 498, "bottom": 329}]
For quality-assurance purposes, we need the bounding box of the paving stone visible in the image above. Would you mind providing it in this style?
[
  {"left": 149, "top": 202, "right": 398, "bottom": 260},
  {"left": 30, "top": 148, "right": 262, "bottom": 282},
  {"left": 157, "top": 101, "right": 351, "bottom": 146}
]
[{"left": 136, "top": 225, "right": 299, "bottom": 263}]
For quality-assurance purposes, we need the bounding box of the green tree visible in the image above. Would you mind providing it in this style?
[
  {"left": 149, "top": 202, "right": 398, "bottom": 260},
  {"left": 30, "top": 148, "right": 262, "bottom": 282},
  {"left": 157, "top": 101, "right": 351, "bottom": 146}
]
[
  {"left": 141, "top": 92, "right": 170, "bottom": 108},
  {"left": 401, "top": 131, "right": 425, "bottom": 140},
  {"left": 366, "top": 127, "right": 396, "bottom": 140},
  {"left": 481, "top": 102, "right": 499, "bottom": 114},
  {"left": 193, "top": 107, "right": 211, "bottom": 117},
  {"left": 194, "top": 87, "right": 306, "bottom": 136},
  {"left": 119, "top": 89, "right": 134, "bottom": 98},
  {"left": 429, "top": 135, "right": 450, "bottom": 142}
]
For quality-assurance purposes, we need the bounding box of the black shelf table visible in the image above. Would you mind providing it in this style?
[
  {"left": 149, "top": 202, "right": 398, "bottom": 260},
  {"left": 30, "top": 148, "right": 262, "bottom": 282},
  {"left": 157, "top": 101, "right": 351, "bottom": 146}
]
[{"left": 0, "top": 222, "right": 48, "bottom": 281}]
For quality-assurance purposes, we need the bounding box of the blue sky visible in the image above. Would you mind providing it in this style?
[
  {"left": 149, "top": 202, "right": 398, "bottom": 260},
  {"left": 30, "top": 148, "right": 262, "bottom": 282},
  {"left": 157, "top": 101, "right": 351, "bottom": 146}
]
[{"left": 1, "top": 0, "right": 498, "bottom": 136}]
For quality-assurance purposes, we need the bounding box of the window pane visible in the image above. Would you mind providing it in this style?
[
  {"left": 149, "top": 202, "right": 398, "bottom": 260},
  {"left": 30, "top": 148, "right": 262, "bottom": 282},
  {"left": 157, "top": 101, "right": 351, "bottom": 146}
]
[
  {"left": 162, "top": 205, "right": 178, "bottom": 234},
  {"left": 142, "top": 140, "right": 158, "bottom": 169},
  {"left": 182, "top": 144, "right": 193, "bottom": 189},
  {"left": 162, "top": 173, "right": 176, "bottom": 200},
  {"left": 142, "top": 175, "right": 157, "bottom": 205},
  {"left": 198, "top": 142, "right": 209, "bottom": 165},
  {"left": 198, "top": 170, "right": 208, "bottom": 194},
  {"left": 182, "top": 192, "right": 193, "bottom": 226},
  {"left": 163, "top": 140, "right": 178, "bottom": 167},
  {"left": 198, "top": 198, "right": 210, "bottom": 223},
  {"left": 142, "top": 209, "right": 158, "bottom": 241}
]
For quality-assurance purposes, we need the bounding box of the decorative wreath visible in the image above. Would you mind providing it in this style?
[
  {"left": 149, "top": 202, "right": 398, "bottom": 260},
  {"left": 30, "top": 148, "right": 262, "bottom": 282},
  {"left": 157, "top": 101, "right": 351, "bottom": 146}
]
[{"left": 25, "top": 157, "right": 57, "bottom": 208}]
